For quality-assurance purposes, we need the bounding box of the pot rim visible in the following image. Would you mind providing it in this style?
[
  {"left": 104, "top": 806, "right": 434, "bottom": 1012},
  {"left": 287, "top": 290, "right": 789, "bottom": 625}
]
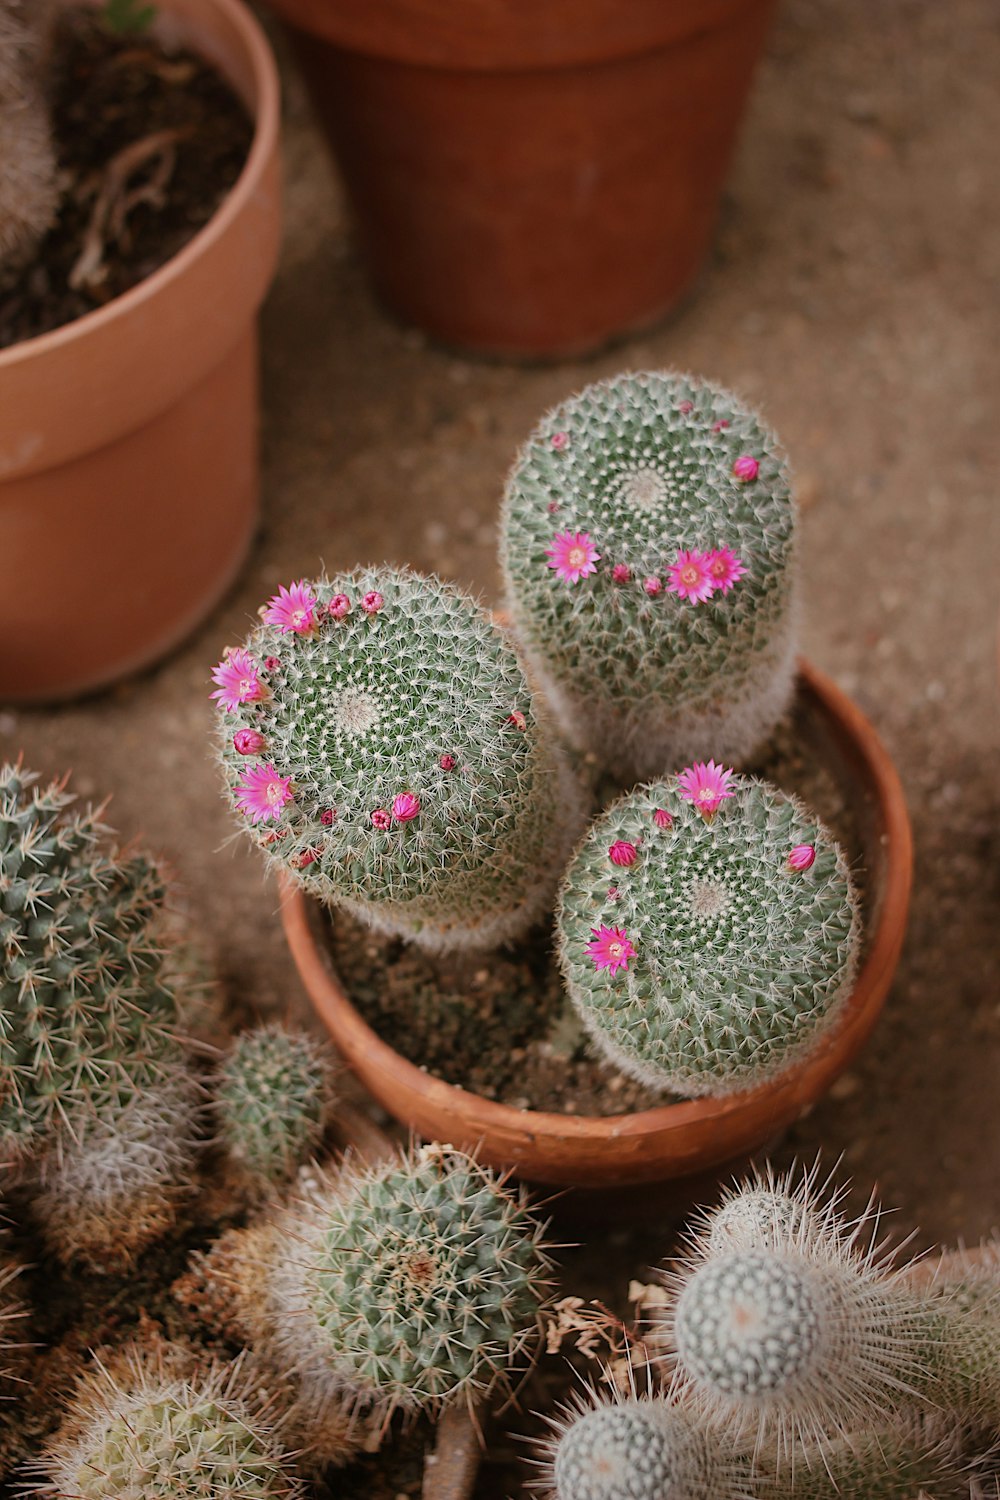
[{"left": 281, "top": 659, "right": 912, "bottom": 1187}]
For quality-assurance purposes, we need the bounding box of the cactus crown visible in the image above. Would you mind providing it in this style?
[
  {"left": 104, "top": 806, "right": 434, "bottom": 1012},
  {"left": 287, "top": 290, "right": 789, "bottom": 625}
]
[
  {"left": 0, "top": 764, "right": 182, "bottom": 1159},
  {"left": 216, "top": 1025, "right": 334, "bottom": 1193},
  {"left": 214, "top": 567, "right": 580, "bottom": 949},
  {"left": 556, "top": 773, "right": 860, "bottom": 1096}
]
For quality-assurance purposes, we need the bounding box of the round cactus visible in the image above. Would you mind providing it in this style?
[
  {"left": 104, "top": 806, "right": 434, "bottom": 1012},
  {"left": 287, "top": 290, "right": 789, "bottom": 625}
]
[
  {"left": 216, "top": 1025, "right": 335, "bottom": 1197},
  {"left": 556, "top": 771, "right": 860, "bottom": 1096},
  {"left": 254, "top": 1145, "right": 553, "bottom": 1421},
  {"left": 500, "top": 371, "right": 798, "bottom": 781},
  {"left": 212, "top": 568, "right": 584, "bottom": 953},
  {"left": 695, "top": 1162, "right": 848, "bottom": 1259}
]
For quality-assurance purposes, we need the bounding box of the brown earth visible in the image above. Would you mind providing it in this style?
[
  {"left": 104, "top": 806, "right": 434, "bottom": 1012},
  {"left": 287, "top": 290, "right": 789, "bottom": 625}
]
[{"left": 4, "top": 0, "right": 1000, "bottom": 1494}]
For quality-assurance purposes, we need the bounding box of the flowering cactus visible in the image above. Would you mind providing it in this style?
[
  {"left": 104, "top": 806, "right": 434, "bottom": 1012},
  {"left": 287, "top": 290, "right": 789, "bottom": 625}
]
[
  {"left": 500, "top": 371, "right": 798, "bottom": 781},
  {"left": 556, "top": 770, "right": 860, "bottom": 1096},
  {"left": 0, "top": 2, "right": 58, "bottom": 271},
  {"left": 212, "top": 567, "right": 583, "bottom": 952}
]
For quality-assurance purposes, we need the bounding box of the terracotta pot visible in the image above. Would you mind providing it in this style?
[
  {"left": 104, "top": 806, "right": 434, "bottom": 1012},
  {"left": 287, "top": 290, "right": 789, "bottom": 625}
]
[
  {"left": 0, "top": 0, "right": 281, "bottom": 704},
  {"left": 282, "top": 660, "right": 913, "bottom": 1202},
  {"left": 266, "top": 0, "right": 776, "bottom": 357}
]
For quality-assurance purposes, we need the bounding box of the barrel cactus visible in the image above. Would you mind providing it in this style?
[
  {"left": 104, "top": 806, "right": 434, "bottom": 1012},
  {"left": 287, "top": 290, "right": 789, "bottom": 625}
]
[
  {"left": 500, "top": 370, "right": 798, "bottom": 782},
  {"left": 0, "top": 1, "right": 58, "bottom": 273},
  {"left": 212, "top": 566, "right": 584, "bottom": 952},
  {"left": 556, "top": 768, "right": 860, "bottom": 1096}
]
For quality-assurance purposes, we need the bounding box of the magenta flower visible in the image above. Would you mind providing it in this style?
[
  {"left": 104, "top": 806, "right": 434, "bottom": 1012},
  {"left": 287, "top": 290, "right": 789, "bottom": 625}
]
[
  {"left": 713, "top": 419, "right": 730, "bottom": 432},
  {"left": 320, "top": 808, "right": 337, "bottom": 826},
  {"left": 545, "top": 531, "right": 600, "bottom": 584},
  {"left": 608, "top": 840, "right": 638, "bottom": 868},
  {"left": 233, "top": 728, "right": 265, "bottom": 756},
  {"left": 328, "top": 593, "right": 351, "bottom": 620},
  {"left": 643, "top": 576, "right": 662, "bottom": 598},
  {"left": 362, "top": 590, "right": 384, "bottom": 615},
  {"left": 678, "top": 399, "right": 694, "bottom": 415},
  {"left": 392, "top": 792, "right": 421, "bottom": 823},
  {"left": 263, "top": 580, "right": 318, "bottom": 636},
  {"left": 547, "top": 500, "right": 561, "bottom": 514},
  {"left": 439, "top": 753, "right": 456, "bottom": 771},
  {"left": 234, "top": 763, "right": 293, "bottom": 824},
  {"left": 211, "top": 649, "right": 266, "bottom": 712},
  {"left": 653, "top": 808, "right": 673, "bottom": 830},
  {"left": 371, "top": 808, "right": 392, "bottom": 830},
  {"left": 705, "top": 547, "right": 748, "bottom": 595},
  {"left": 732, "top": 454, "right": 760, "bottom": 482},
  {"left": 677, "top": 760, "right": 736, "bottom": 820},
  {"left": 667, "top": 550, "right": 715, "bottom": 604},
  {"left": 264, "top": 656, "right": 281, "bottom": 672},
  {"left": 787, "top": 843, "right": 817, "bottom": 872},
  {"left": 585, "top": 925, "right": 636, "bottom": 975},
  {"left": 606, "top": 886, "right": 620, "bottom": 902},
  {"left": 550, "top": 431, "right": 570, "bottom": 451},
  {"left": 611, "top": 563, "right": 632, "bottom": 584},
  {"left": 507, "top": 710, "right": 527, "bottom": 731}
]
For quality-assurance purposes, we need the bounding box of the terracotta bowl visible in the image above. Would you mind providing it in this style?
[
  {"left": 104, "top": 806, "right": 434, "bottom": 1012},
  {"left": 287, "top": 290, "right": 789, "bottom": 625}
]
[{"left": 281, "top": 660, "right": 912, "bottom": 1200}]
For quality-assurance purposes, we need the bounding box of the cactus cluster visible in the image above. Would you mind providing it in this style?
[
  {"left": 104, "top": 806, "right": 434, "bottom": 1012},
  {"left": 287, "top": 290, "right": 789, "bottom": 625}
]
[
  {"left": 500, "top": 371, "right": 798, "bottom": 781},
  {"left": 213, "top": 567, "right": 584, "bottom": 952},
  {"left": 556, "top": 772, "right": 860, "bottom": 1095},
  {"left": 0, "top": 1, "right": 58, "bottom": 274},
  {"left": 215, "top": 1025, "right": 335, "bottom": 1197}
]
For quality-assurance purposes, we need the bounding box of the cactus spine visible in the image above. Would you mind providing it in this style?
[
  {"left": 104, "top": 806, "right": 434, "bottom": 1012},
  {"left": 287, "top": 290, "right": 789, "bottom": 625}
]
[{"left": 0, "top": 2, "right": 58, "bottom": 273}]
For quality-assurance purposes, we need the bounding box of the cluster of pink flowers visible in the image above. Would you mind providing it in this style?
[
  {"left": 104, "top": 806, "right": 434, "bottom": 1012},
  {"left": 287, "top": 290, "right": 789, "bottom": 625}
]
[
  {"left": 371, "top": 793, "right": 422, "bottom": 831},
  {"left": 667, "top": 547, "right": 747, "bottom": 603}
]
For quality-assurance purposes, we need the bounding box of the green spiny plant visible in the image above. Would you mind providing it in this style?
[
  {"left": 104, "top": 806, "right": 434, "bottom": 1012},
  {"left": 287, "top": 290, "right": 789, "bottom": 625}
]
[
  {"left": 500, "top": 371, "right": 798, "bottom": 782},
  {"left": 215, "top": 1024, "right": 335, "bottom": 1198},
  {"left": 211, "top": 566, "right": 584, "bottom": 953},
  {"left": 0, "top": 2, "right": 58, "bottom": 272},
  {"left": 556, "top": 770, "right": 860, "bottom": 1096}
]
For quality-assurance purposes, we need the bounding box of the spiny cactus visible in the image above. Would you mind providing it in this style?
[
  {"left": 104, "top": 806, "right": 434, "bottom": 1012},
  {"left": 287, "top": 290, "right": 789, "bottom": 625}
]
[
  {"left": 0, "top": 763, "right": 187, "bottom": 1163},
  {"left": 0, "top": 2, "right": 58, "bottom": 273},
  {"left": 229, "top": 1145, "right": 553, "bottom": 1424},
  {"left": 215, "top": 1025, "right": 335, "bottom": 1198},
  {"left": 500, "top": 371, "right": 798, "bottom": 782},
  {"left": 212, "top": 567, "right": 584, "bottom": 953},
  {"left": 556, "top": 770, "right": 860, "bottom": 1096},
  {"left": 0, "top": 1254, "right": 30, "bottom": 1402},
  {"left": 32, "top": 1341, "right": 302, "bottom": 1499},
  {"left": 694, "top": 1161, "right": 853, "bottom": 1258}
]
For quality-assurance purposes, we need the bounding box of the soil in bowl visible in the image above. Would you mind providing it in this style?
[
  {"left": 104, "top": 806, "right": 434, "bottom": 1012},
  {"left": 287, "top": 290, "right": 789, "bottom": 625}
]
[
  {"left": 0, "top": 7, "right": 253, "bottom": 349},
  {"left": 324, "top": 692, "right": 870, "bottom": 1117}
]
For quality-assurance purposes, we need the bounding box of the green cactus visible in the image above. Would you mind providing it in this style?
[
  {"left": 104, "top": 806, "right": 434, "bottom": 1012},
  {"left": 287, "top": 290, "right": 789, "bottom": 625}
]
[
  {"left": 556, "top": 772, "right": 860, "bottom": 1096},
  {"left": 500, "top": 371, "right": 798, "bottom": 782},
  {"left": 0, "top": 2, "right": 58, "bottom": 273},
  {"left": 0, "top": 764, "right": 187, "bottom": 1162},
  {"left": 248, "top": 1145, "right": 553, "bottom": 1421},
  {"left": 216, "top": 1025, "right": 335, "bottom": 1197},
  {"left": 212, "top": 567, "right": 584, "bottom": 952}
]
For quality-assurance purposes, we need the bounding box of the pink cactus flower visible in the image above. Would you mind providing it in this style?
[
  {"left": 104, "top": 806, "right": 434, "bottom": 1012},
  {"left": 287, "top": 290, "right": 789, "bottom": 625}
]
[
  {"left": 643, "top": 576, "right": 663, "bottom": 598},
  {"left": 611, "top": 563, "right": 632, "bottom": 584},
  {"left": 320, "top": 808, "right": 336, "bottom": 826},
  {"left": 667, "top": 550, "right": 715, "bottom": 604},
  {"left": 264, "top": 656, "right": 281, "bottom": 672},
  {"left": 608, "top": 840, "right": 638, "bottom": 868},
  {"left": 328, "top": 593, "right": 351, "bottom": 620},
  {"left": 713, "top": 419, "right": 730, "bottom": 432},
  {"left": 233, "top": 728, "right": 265, "bottom": 756},
  {"left": 551, "top": 431, "right": 570, "bottom": 451},
  {"left": 606, "top": 887, "right": 620, "bottom": 902},
  {"left": 362, "top": 590, "right": 384, "bottom": 615},
  {"left": 545, "top": 531, "right": 600, "bottom": 584},
  {"left": 392, "top": 792, "right": 421, "bottom": 823},
  {"left": 677, "top": 760, "right": 736, "bottom": 820},
  {"left": 439, "top": 753, "right": 456, "bottom": 771},
  {"left": 507, "top": 710, "right": 527, "bottom": 731},
  {"left": 260, "top": 827, "right": 288, "bottom": 846},
  {"left": 293, "top": 847, "right": 320, "bottom": 869},
  {"left": 787, "top": 843, "right": 817, "bottom": 872},
  {"left": 371, "top": 808, "right": 392, "bottom": 830},
  {"left": 705, "top": 547, "right": 748, "bottom": 595},
  {"left": 547, "top": 500, "right": 561, "bottom": 514},
  {"left": 732, "top": 454, "right": 760, "bottom": 482},
  {"left": 263, "top": 580, "right": 318, "bottom": 635},
  {"left": 678, "top": 400, "right": 694, "bottom": 415},
  {"left": 234, "top": 763, "right": 293, "bottom": 824},
  {"left": 653, "top": 808, "right": 673, "bottom": 830},
  {"left": 585, "top": 925, "right": 636, "bottom": 975},
  {"left": 211, "top": 649, "right": 266, "bottom": 712}
]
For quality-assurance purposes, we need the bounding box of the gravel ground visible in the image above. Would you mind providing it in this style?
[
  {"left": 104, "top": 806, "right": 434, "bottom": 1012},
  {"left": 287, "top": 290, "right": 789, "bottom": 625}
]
[{"left": 4, "top": 0, "right": 999, "bottom": 1491}]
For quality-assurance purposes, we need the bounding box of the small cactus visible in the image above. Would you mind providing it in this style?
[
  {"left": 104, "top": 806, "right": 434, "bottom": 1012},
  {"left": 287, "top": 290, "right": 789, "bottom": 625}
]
[
  {"left": 500, "top": 371, "right": 798, "bottom": 781},
  {"left": 212, "top": 567, "right": 584, "bottom": 953},
  {"left": 556, "top": 772, "right": 860, "bottom": 1095},
  {"left": 215, "top": 1025, "right": 336, "bottom": 1198},
  {"left": 0, "top": 2, "right": 59, "bottom": 273}
]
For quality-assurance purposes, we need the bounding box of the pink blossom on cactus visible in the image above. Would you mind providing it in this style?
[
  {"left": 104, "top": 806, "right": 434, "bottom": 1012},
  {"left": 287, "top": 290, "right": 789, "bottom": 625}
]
[
  {"left": 611, "top": 563, "right": 632, "bottom": 584},
  {"left": 705, "top": 547, "right": 748, "bottom": 594},
  {"left": 392, "top": 792, "right": 421, "bottom": 823},
  {"left": 264, "top": 656, "right": 281, "bottom": 672},
  {"left": 293, "top": 847, "right": 320, "bottom": 869},
  {"left": 677, "top": 760, "right": 736, "bottom": 820},
  {"left": 732, "top": 454, "right": 760, "bottom": 482},
  {"left": 606, "top": 886, "right": 620, "bottom": 902},
  {"left": 507, "top": 710, "right": 527, "bottom": 731},
  {"left": 667, "top": 550, "right": 715, "bottom": 604},
  {"left": 234, "top": 763, "right": 293, "bottom": 823},
  {"left": 362, "top": 590, "right": 384, "bottom": 615},
  {"left": 787, "top": 843, "right": 817, "bottom": 872},
  {"left": 439, "top": 753, "right": 456, "bottom": 771},
  {"left": 328, "top": 593, "right": 351, "bottom": 619},
  {"left": 643, "top": 576, "right": 662, "bottom": 598},
  {"left": 371, "top": 808, "right": 392, "bottom": 830},
  {"left": 320, "top": 808, "right": 336, "bottom": 826},
  {"left": 551, "top": 431, "right": 570, "bottom": 451},
  {"left": 233, "top": 728, "right": 265, "bottom": 755},
  {"left": 678, "top": 400, "right": 694, "bottom": 415},
  {"left": 263, "top": 580, "right": 318, "bottom": 635},
  {"left": 547, "top": 500, "right": 561, "bottom": 514},
  {"left": 585, "top": 925, "right": 636, "bottom": 975},
  {"left": 653, "top": 808, "right": 673, "bottom": 830},
  {"left": 211, "top": 649, "right": 266, "bottom": 712},
  {"left": 608, "top": 840, "right": 638, "bottom": 868},
  {"left": 713, "top": 419, "right": 730, "bottom": 432},
  {"left": 545, "top": 531, "right": 600, "bottom": 584}
]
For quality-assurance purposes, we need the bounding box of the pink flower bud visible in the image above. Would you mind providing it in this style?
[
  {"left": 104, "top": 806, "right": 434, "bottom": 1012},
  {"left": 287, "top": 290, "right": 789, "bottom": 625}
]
[
  {"left": 713, "top": 419, "right": 730, "bottom": 432},
  {"left": 653, "top": 808, "right": 673, "bottom": 829},
  {"left": 320, "top": 808, "right": 336, "bottom": 826},
  {"left": 643, "top": 576, "right": 662, "bottom": 598},
  {"left": 392, "top": 792, "right": 421, "bottom": 823},
  {"left": 233, "top": 729, "right": 265, "bottom": 755},
  {"left": 328, "top": 593, "right": 351, "bottom": 619},
  {"left": 547, "top": 500, "right": 561, "bottom": 514},
  {"left": 264, "top": 656, "right": 281, "bottom": 671},
  {"left": 607, "top": 886, "right": 620, "bottom": 902},
  {"left": 439, "top": 753, "right": 456, "bottom": 771},
  {"left": 293, "top": 847, "right": 320, "bottom": 869},
  {"left": 787, "top": 843, "right": 816, "bottom": 872},
  {"left": 551, "top": 431, "right": 569, "bottom": 451},
  {"left": 732, "top": 454, "right": 760, "bottom": 482},
  {"left": 608, "top": 840, "right": 638, "bottom": 868},
  {"left": 371, "top": 808, "right": 392, "bottom": 830},
  {"left": 362, "top": 591, "right": 384, "bottom": 615},
  {"left": 507, "top": 710, "right": 527, "bottom": 731},
  {"left": 611, "top": 563, "right": 632, "bottom": 584},
  {"left": 678, "top": 400, "right": 694, "bottom": 415}
]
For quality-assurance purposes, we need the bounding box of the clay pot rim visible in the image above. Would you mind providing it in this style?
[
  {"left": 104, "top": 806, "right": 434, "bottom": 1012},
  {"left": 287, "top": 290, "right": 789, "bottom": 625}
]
[
  {"left": 281, "top": 659, "right": 912, "bottom": 1186},
  {"left": 0, "top": 0, "right": 280, "bottom": 374}
]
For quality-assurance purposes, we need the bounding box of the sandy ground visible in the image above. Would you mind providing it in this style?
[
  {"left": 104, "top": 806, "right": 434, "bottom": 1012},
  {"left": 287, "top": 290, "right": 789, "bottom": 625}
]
[{"left": 4, "top": 0, "right": 1000, "bottom": 1489}]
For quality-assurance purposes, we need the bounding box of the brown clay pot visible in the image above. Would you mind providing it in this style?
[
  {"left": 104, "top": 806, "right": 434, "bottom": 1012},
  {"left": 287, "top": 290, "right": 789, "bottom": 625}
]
[
  {"left": 265, "top": 0, "right": 776, "bottom": 357},
  {"left": 281, "top": 660, "right": 913, "bottom": 1202},
  {"left": 0, "top": 0, "right": 281, "bottom": 704}
]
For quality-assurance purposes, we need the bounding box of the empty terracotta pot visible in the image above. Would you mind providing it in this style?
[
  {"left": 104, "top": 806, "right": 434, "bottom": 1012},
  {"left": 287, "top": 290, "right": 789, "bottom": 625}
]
[
  {"left": 282, "top": 661, "right": 913, "bottom": 1206},
  {"left": 0, "top": 0, "right": 281, "bottom": 704},
  {"left": 266, "top": 0, "right": 777, "bottom": 356}
]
